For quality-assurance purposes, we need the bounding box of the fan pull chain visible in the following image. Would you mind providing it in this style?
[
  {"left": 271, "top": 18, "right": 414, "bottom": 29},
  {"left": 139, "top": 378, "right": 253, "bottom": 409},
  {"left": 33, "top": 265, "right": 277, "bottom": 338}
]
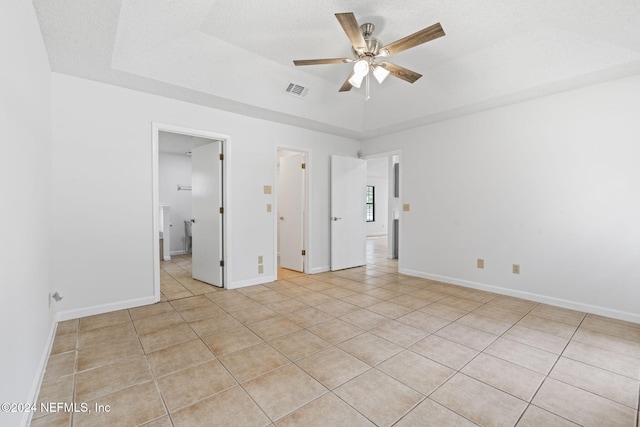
[{"left": 365, "top": 73, "right": 371, "bottom": 101}]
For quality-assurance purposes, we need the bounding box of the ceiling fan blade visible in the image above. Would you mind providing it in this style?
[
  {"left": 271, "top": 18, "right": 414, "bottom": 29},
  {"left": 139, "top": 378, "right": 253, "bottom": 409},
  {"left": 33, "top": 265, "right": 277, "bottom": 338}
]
[
  {"left": 293, "top": 58, "right": 353, "bottom": 66},
  {"left": 339, "top": 72, "right": 354, "bottom": 92},
  {"left": 378, "top": 62, "right": 422, "bottom": 83},
  {"left": 380, "top": 22, "right": 445, "bottom": 56},
  {"left": 335, "top": 12, "right": 367, "bottom": 53}
]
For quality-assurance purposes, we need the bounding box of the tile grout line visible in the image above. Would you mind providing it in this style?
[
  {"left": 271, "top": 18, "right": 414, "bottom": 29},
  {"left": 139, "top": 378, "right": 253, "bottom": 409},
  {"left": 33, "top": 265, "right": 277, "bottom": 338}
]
[
  {"left": 133, "top": 309, "right": 174, "bottom": 427},
  {"left": 71, "top": 325, "right": 78, "bottom": 427},
  {"left": 39, "top": 244, "right": 638, "bottom": 426},
  {"left": 549, "top": 313, "right": 640, "bottom": 411},
  {"left": 636, "top": 383, "right": 640, "bottom": 427},
  {"left": 269, "top": 261, "right": 566, "bottom": 425},
  {"left": 209, "top": 264, "right": 419, "bottom": 425},
  {"left": 418, "top": 298, "right": 541, "bottom": 426},
  {"left": 132, "top": 299, "right": 238, "bottom": 425},
  {"left": 518, "top": 313, "right": 589, "bottom": 426},
  {"left": 197, "top": 293, "right": 325, "bottom": 425},
  {"left": 506, "top": 302, "right": 579, "bottom": 426}
]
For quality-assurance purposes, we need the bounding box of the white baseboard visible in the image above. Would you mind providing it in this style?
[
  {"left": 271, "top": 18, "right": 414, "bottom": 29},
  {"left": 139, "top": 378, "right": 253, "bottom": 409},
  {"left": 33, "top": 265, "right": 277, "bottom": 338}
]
[
  {"left": 55, "top": 296, "right": 157, "bottom": 322},
  {"left": 310, "top": 265, "right": 330, "bottom": 274},
  {"left": 401, "top": 268, "right": 640, "bottom": 324},
  {"left": 227, "top": 275, "right": 277, "bottom": 290},
  {"left": 21, "top": 319, "right": 57, "bottom": 427},
  {"left": 169, "top": 250, "right": 189, "bottom": 256}
]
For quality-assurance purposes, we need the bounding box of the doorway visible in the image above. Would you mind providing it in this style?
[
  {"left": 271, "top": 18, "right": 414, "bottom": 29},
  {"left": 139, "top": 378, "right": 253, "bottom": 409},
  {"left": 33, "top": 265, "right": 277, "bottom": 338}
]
[
  {"left": 365, "top": 151, "right": 401, "bottom": 261},
  {"left": 152, "top": 123, "right": 228, "bottom": 301},
  {"left": 275, "top": 147, "right": 309, "bottom": 278}
]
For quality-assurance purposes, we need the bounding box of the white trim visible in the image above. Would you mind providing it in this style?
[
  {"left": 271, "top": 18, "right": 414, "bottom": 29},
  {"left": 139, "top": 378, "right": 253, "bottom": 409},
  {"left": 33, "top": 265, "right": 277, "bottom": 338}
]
[
  {"left": 170, "top": 250, "right": 189, "bottom": 256},
  {"left": 55, "top": 296, "right": 157, "bottom": 322},
  {"left": 152, "top": 123, "right": 161, "bottom": 300},
  {"left": 400, "top": 268, "right": 640, "bottom": 324},
  {"left": 21, "top": 320, "right": 57, "bottom": 427},
  {"left": 310, "top": 265, "right": 330, "bottom": 274},
  {"left": 152, "top": 122, "right": 230, "bottom": 291},
  {"left": 229, "top": 275, "right": 277, "bottom": 289}
]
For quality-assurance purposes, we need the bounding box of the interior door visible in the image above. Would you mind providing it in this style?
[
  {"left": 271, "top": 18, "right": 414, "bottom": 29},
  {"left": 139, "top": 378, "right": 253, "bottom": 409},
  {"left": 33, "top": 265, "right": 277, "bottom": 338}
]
[
  {"left": 278, "top": 152, "right": 305, "bottom": 272},
  {"left": 331, "top": 155, "right": 366, "bottom": 271},
  {"left": 191, "top": 141, "right": 223, "bottom": 287}
]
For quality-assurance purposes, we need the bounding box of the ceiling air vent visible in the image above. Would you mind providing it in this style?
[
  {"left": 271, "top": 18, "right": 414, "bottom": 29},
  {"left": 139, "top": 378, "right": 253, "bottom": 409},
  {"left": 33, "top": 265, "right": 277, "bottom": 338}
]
[{"left": 284, "top": 82, "right": 310, "bottom": 99}]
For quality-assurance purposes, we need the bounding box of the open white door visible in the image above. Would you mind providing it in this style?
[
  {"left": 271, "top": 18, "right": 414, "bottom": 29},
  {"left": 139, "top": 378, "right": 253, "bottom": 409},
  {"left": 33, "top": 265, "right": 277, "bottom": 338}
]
[
  {"left": 191, "top": 141, "right": 223, "bottom": 287},
  {"left": 331, "top": 155, "right": 366, "bottom": 271},
  {"left": 278, "top": 153, "right": 305, "bottom": 272}
]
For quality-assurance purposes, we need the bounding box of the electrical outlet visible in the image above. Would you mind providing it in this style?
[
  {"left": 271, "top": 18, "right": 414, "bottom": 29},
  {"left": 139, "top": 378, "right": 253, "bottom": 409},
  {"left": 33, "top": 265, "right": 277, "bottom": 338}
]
[
  {"left": 512, "top": 264, "right": 520, "bottom": 274},
  {"left": 477, "top": 259, "right": 484, "bottom": 269},
  {"left": 258, "top": 265, "right": 264, "bottom": 274},
  {"left": 266, "top": 204, "right": 272, "bottom": 212},
  {"left": 258, "top": 255, "right": 263, "bottom": 264}
]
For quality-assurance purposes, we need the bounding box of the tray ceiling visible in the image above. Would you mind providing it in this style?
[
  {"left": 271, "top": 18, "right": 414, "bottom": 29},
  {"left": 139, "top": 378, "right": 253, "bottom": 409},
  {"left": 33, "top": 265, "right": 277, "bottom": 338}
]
[{"left": 33, "top": 0, "right": 640, "bottom": 138}]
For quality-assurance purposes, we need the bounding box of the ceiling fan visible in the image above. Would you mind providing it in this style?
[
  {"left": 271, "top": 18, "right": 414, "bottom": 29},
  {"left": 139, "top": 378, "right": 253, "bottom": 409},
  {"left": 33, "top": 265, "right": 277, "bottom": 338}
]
[{"left": 293, "top": 12, "right": 445, "bottom": 98}]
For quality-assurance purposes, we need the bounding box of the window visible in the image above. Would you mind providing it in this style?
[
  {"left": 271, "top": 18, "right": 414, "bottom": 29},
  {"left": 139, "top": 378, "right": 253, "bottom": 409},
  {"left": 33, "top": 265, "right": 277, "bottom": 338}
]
[{"left": 366, "top": 185, "right": 375, "bottom": 222}]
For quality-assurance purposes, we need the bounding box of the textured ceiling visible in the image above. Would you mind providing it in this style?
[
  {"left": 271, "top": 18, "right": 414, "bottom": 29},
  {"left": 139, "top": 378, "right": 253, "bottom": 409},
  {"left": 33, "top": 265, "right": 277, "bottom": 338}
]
[{"left": 33, "top": 0, "right": 640, "bottom": 139}]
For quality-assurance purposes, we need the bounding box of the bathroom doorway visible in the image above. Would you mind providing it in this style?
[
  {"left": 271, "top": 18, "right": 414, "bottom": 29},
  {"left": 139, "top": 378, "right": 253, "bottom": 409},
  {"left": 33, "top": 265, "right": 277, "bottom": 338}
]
[{"left": 152, "top": 123, "right": 229, "bottom": 300}]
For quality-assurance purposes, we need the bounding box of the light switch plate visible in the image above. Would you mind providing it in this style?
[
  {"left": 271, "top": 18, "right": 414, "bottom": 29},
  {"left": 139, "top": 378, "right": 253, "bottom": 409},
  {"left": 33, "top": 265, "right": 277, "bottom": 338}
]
[
  {"left": 263, "top": 185, "right": 272, "bottom": 194},
  {"left": 403, "top": 204, "right": 410, "bottom": 212},
  {"left": 266, "top": 204, "right": 272, "bottom": 212}
]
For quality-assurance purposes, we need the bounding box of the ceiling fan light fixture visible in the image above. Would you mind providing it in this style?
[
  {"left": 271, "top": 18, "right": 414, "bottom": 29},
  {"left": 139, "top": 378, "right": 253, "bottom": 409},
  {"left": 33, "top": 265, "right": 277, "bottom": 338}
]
[
  {"left": 349, "top": 59, "right": 370, "bottom": 88},
  {"left": 348, "top": 73, "right": 365, "bottom": 88},
  {"left": 353, "top": 59, "right": 369, "bottom": 76},
  {"left": 372, "top": 65, "right": 390, "bottom": 84}
]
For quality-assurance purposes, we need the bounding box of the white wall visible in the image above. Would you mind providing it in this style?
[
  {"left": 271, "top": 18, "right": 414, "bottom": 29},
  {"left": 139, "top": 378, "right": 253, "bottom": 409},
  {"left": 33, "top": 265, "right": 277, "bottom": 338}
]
[
  {"left": 0, "top": 1, "right": 54, "bottom": 425},
  {"left": 363, "top": 74, "right": 640, "bottom": 323},
  {"left": 159, "top": 152, "right": 192, "bottom": 254},
  {"left": 51, "top": 73, "right": 359, "bottom": 318}
]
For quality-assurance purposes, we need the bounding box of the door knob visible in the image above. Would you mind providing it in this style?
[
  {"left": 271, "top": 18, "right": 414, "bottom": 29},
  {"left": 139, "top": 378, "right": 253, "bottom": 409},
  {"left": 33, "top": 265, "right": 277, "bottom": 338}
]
[{"left": 279, "top": 216, "right": 285, "bottom": 220}]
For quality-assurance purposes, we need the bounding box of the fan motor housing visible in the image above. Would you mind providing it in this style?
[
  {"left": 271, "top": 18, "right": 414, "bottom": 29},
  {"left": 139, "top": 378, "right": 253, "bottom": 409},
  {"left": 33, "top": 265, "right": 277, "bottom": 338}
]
[{"left": 353, "top": 23, "right": 383, "bottom": 57}]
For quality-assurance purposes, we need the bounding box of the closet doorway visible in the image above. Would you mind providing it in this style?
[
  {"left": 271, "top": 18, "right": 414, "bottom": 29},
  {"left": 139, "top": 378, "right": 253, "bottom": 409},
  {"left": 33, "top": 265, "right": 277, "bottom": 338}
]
[{"left": 275, "top": 148, "right": 309, "bottom": 277}]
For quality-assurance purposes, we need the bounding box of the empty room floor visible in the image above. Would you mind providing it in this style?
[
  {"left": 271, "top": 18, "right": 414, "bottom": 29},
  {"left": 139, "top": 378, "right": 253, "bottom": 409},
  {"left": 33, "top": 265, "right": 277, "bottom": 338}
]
[{"left": 33, "top": 237, "right": 640, "bottom": 426}]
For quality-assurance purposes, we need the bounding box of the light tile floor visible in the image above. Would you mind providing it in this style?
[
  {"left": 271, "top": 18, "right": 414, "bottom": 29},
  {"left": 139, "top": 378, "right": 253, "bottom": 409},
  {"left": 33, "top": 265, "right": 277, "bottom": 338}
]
[{"left": 33, "top": 237, "right": 640, "bottom": 426}]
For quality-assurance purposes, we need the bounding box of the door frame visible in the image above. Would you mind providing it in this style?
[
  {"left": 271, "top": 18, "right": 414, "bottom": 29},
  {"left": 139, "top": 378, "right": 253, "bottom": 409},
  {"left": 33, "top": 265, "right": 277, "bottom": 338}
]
[
  {"left": 364, "top": 150, "right": 402, "bottom": 261},
  {"left": 273, "top": 145, "right": 311, "bottom": 277},
  {"left": 152, "top": 123, "right": 230, "bottom": 300}
]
